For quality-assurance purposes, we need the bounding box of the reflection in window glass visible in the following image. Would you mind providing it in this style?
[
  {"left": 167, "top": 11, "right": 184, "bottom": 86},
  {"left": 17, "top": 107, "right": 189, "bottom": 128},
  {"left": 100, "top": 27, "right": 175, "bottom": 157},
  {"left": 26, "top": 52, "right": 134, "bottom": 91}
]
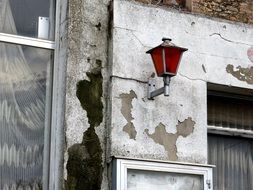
[
  {"left": 0, "top": 0, "right": 55, "bottom": 39},
  {"left": 0, "top": 42, "right": 53, "bottom": 189},
  {"left": 127, "top": 169, "right": 204, "bottom": 190}
]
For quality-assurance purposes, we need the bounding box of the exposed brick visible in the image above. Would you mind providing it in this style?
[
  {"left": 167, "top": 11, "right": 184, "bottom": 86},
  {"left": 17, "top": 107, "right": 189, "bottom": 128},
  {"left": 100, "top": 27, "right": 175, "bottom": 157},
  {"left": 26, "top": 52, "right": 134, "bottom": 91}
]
[
  {"left": 134, "top": 0, "right": 253, "bottom": 24},
  {"left": 191, "top": 0, "right": 253, "bottom": 24},
  {"left": 135, "top": 0, "right": 188, "bottom": 9}
]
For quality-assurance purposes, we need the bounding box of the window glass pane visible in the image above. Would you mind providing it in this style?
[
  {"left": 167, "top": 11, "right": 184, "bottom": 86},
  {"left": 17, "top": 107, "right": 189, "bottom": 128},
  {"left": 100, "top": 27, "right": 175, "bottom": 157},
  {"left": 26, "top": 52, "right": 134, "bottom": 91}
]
[
  {"left": 0, "top": 41, "right": 53, "bottom": 189},
  {"left": 207, "top": 94, "right": 253, "bottom": 130},
  {"left": 208, "top": 134, "right": 253, "bottom": 190},
  {"left": 0, "top": 0, "right": 55, "bottom": 40},
  {"left": 127, "top": 169, "right": 204, "bottom": 190}
]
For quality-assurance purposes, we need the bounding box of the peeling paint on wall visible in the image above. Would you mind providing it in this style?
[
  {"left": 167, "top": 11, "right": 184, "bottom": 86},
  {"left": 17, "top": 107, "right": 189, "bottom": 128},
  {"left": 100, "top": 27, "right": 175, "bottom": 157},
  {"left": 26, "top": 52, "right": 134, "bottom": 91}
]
[
  {"left": 226, "top": 64, "right": 253, "bottom": 84},
  {"left": 145, "top": 117, "right": 195, "bottom": 160},
  {"left": 119, "top": 90, "right": 138, "bottom": 140},
  {"left": 66, "top": 65, "right": 103, "bottom": 190}
]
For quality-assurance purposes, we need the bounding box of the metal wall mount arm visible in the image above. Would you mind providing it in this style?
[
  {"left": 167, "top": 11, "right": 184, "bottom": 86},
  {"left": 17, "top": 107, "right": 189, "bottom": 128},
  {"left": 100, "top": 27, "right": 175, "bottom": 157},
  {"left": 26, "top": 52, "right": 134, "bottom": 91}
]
[{"left": 147, "top": 76, "right": 171, "bottom": 100}]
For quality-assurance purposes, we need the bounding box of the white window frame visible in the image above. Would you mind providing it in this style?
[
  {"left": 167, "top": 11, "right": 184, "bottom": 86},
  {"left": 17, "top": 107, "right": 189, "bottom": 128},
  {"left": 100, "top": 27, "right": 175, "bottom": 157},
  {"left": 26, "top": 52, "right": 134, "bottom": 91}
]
[
  {"left": 0, "top": 0, "right": 67, "bottom": 189},
  {"left": 113, "top": 157, "right": 213, "bottom": 190},
  {"left": 0, "top": 32, "right": 55, "bottom": 49},
  {"left": 208, "top": 125, "right": 253, "bottom": 139}
]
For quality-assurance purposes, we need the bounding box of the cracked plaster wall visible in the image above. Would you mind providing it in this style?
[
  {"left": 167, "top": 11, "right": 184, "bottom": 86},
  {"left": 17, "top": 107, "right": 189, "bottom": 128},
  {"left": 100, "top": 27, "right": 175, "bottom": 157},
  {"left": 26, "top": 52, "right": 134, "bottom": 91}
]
[
  {"left": 63, "top": 0, "right": 253, "bottom": 188},
  {"left": 109, "top": 0, "right": 253, "bottom": 164},
  {"left": 64, "top": 0, "right": 110, "bottom": 189}
]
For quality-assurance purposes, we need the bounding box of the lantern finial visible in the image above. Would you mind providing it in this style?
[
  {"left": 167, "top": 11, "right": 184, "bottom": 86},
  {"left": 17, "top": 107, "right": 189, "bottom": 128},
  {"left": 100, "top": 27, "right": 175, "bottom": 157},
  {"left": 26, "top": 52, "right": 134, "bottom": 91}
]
[{"left": 162, "top": 37, "right": 171, "bottom": 42}]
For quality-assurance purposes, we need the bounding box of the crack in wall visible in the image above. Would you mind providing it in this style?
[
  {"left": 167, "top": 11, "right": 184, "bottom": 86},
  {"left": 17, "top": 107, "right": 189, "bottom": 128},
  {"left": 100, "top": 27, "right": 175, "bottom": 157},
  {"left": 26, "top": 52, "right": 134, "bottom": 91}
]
[
  {"left": 114, "top": 26, "right": 152, "bottom": 49},
  {"left": 110, "top": 75, "right": 148, "bottom": 84},
  {"left": 119, "top": 90, "right": 138, "bottom": 140},
  {"left": 131, "top": 31, "right": 152, "bottom": 49},
  {"left": 226, "top": 64, "right": 253, "bottom": 84},
  {"left": 66, "top": 64, "right": 103, "bottom": 190},
  {"left": 210, "top": 33, "right": 253, "bottom": 46},
  {"left": 115, "top": 26, "right": 247, "bottom": 61},
  {"left": 178, "top": 72, "right": 206, "bottom": 82},
  {"left": 145, "top": 117, "right": 195, "bottom": 160},
  {"left": 189, "top": 49, "right": 243, "bottom": 61}
]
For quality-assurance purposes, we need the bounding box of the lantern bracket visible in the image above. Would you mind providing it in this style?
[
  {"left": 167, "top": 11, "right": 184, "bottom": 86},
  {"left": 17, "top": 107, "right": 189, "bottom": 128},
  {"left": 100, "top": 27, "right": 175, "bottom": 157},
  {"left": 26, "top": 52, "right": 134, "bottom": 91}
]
[{"left": 147, "top": 76, "right": 171, "bottom": 100}]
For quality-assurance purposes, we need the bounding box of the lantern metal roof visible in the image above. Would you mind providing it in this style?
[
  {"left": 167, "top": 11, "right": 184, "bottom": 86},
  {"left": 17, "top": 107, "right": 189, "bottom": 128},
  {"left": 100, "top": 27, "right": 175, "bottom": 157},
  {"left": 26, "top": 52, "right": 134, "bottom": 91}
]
[{"left": 146, "top": 38, "right": 188, "bottom": 54}]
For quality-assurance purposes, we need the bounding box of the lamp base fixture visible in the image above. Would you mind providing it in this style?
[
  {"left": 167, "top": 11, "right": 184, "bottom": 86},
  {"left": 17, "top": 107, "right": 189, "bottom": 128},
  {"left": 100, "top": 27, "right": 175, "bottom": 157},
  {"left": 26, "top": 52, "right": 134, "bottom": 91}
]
[{"left": 147, "top": 76, "right": 171, "bottom": 100}]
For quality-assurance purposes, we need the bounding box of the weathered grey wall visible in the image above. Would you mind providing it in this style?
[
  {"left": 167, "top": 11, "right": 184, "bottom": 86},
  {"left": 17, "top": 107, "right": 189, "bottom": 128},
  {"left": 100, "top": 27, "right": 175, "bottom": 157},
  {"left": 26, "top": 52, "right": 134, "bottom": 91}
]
[
  {"left": 63, "top": 0, "right": 253, "bottom": 189},
  {"left": 109, "top": 0, "right": 253, "bottom": 164},
  {"left": 64, "top": 0, "right": 111, "bottom": 189}
]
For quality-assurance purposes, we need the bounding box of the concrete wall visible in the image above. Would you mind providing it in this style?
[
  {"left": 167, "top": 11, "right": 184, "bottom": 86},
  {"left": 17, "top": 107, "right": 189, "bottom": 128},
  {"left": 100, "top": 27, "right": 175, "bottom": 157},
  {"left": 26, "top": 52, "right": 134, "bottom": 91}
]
[
  {"left": 64, "top": 0, "right": 111, "bottom": 189},
  {"left": 63, "top": 0, "right": 253, "bottom": 189},
  {"left": 109, "top": 0, "right": 253, "bottom": 164}
]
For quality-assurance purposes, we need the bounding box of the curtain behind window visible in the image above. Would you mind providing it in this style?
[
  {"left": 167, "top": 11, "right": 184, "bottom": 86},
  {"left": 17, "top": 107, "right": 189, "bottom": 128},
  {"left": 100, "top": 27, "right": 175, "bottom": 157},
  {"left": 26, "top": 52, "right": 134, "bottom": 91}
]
[
  {"left": 208, "top": 134, "right": 253, "bottom": 190},
  {"left": 208, "top": 93, "right": 253, "bottom": 190},
  {"left": 208, "top": 94, "right": 253, "bottom": 130},
  {"left": 0, "top": 0, "right": 53, "bottom": 189}
]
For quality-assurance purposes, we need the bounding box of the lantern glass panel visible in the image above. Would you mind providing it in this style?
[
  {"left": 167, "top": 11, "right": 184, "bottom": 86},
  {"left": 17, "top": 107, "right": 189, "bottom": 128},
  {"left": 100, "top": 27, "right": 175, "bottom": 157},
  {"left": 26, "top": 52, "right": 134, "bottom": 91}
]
[
  {"left": 151, "top": 47, "right": 164, "bottom": 77},
  {"left": 164, "top": 47, "right": 183, "bottom": 75}
]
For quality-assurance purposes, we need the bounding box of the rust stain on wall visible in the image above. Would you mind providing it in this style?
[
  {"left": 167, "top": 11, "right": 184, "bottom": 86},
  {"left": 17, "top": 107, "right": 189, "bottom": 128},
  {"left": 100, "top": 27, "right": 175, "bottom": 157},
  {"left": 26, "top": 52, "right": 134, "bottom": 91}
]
[
  {"left": 119, "top": 90, "right": 137, "bottom": 140},
  {"left": 66, "top": 64, "right": 103, "bottom": 190},
  {"left": 145, "top": 117, "right": 195, "bottom": 160},
  {"left": 226, "top": 64, "right": 253, "bottom": 84}
]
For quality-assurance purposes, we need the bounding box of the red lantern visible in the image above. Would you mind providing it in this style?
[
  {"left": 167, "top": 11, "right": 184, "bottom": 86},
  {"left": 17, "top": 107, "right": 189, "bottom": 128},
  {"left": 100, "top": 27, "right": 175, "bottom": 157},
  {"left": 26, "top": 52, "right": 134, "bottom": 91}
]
[
  {"left": 146, "top": 38, "right": 188, "bottom": 100},
  {"left": 146, "top": 38, "right": 188, "bottom": 77}
]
